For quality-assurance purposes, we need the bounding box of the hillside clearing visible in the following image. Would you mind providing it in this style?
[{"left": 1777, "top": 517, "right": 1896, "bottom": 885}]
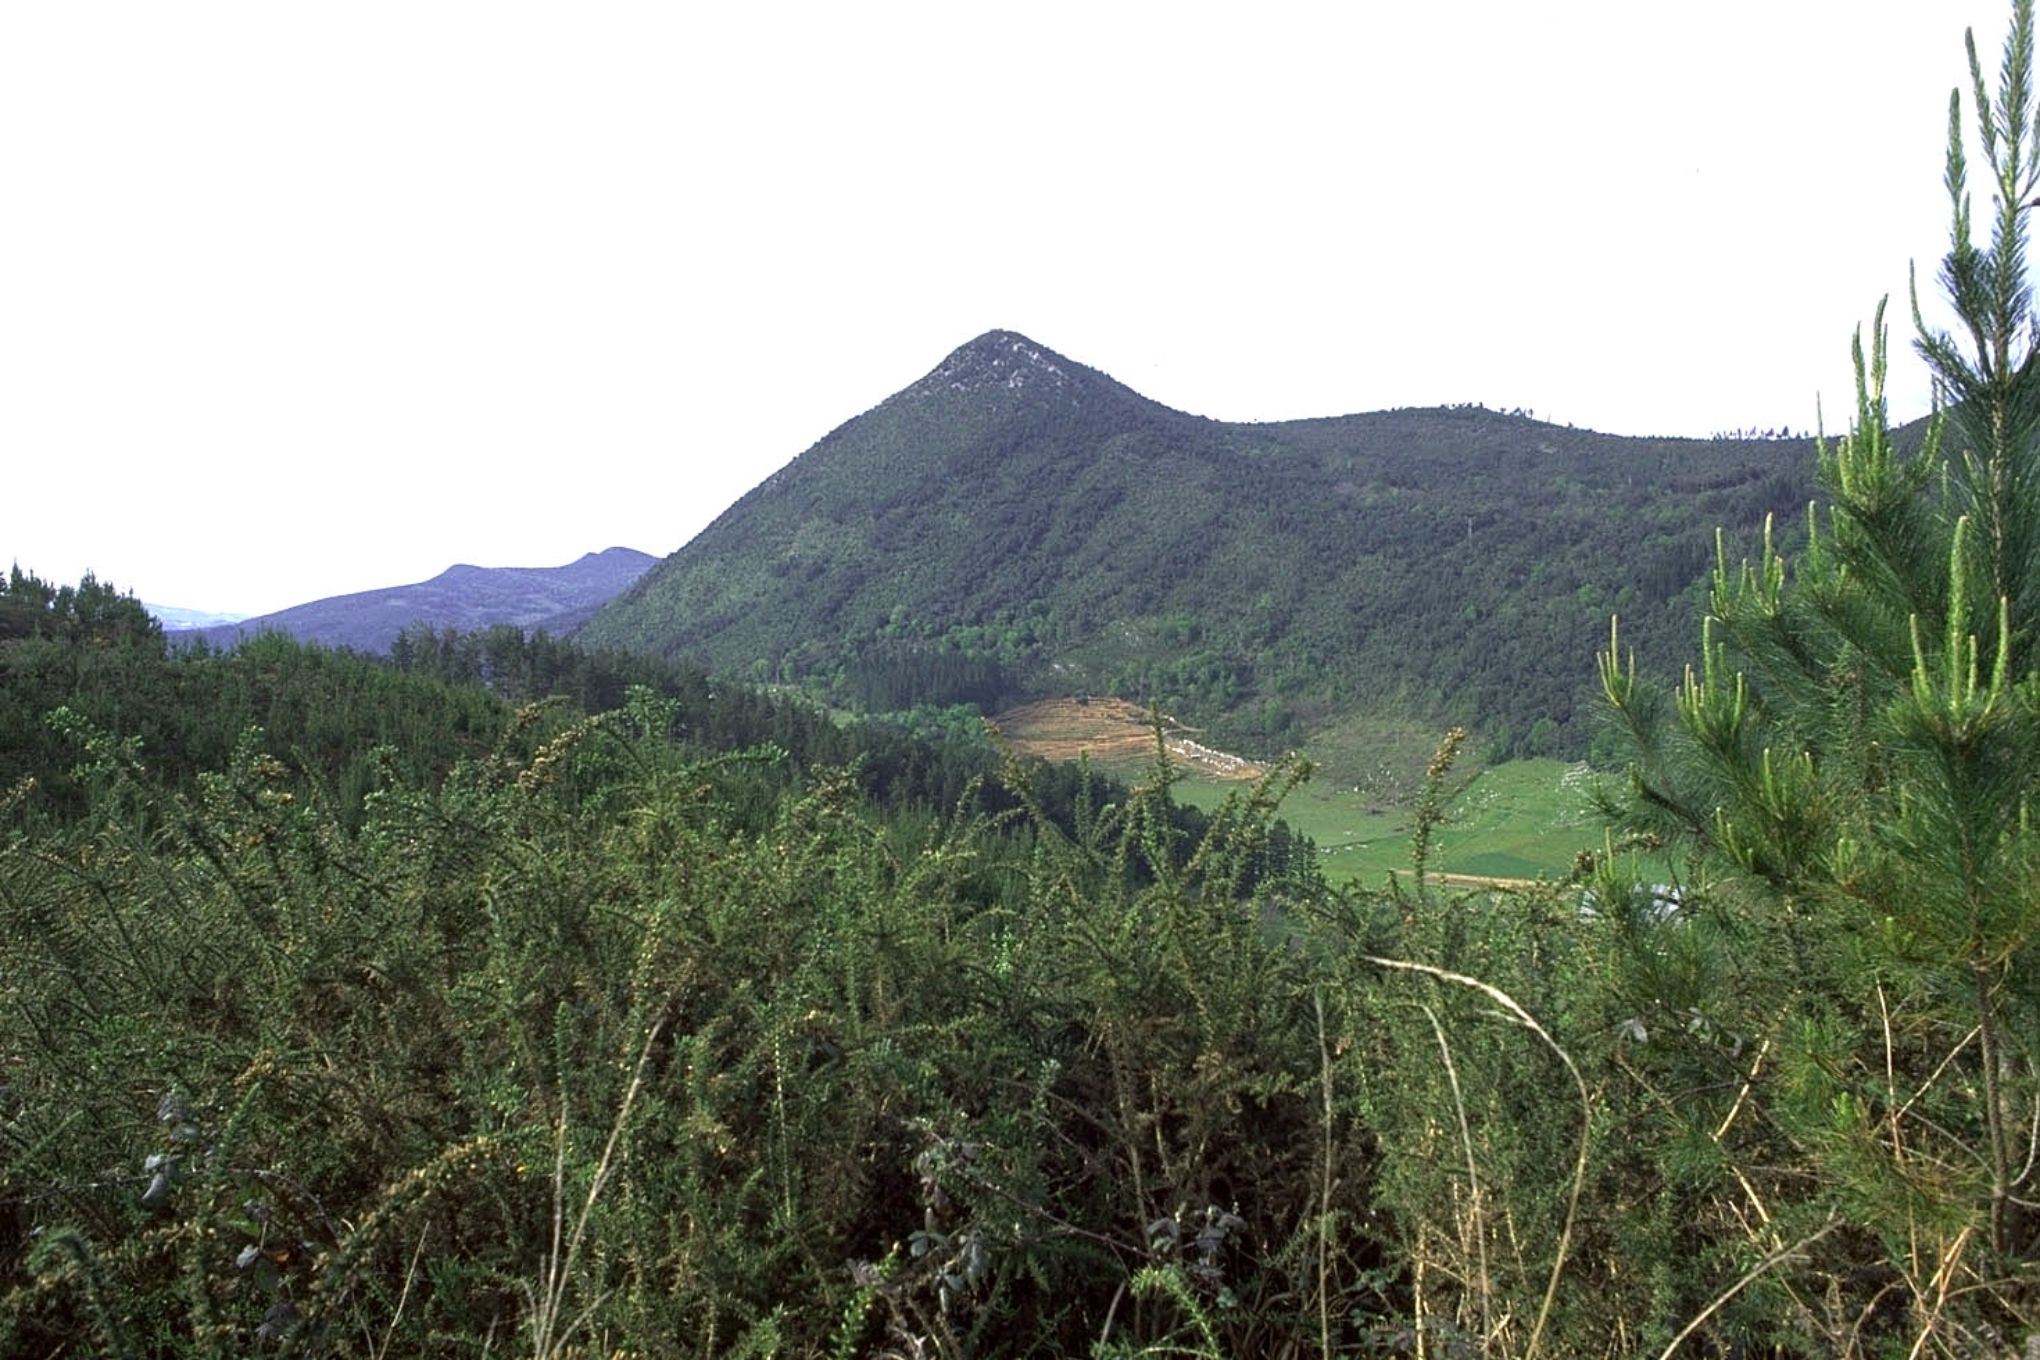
[{"left": 989, "top": 696, "right": 1267, "bottom": 781}]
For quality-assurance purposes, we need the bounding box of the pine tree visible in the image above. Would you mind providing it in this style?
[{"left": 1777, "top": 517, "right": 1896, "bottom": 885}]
[{"left": 1597, "top": 0, "right": 2040, "bottom": 1344}]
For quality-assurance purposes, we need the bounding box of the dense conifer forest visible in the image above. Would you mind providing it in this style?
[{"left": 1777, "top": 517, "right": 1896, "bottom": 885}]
[{"left": 7, "top": 5, "right": 2040, "bottom": 1355}]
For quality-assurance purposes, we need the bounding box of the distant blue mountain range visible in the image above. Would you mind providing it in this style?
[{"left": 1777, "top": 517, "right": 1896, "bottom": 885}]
[
  {"left": 171, "top": 547, "right": 658, "bottom": 654},
  {"left": 145, "top": 603, "right": 250, "bottom": 630}
]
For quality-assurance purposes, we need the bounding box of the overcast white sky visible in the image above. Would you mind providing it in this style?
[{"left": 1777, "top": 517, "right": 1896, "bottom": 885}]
[{"left": 0, "top": 2, "right": 2018, "bottom": 615}]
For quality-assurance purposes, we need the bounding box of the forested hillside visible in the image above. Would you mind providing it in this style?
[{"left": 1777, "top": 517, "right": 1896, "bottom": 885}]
[
  {"left": 582, "top": 333, "right": 1828, "bottom": 760},
  {"left": 4, "top": 569, "right": 1285, "bottom": 862}
]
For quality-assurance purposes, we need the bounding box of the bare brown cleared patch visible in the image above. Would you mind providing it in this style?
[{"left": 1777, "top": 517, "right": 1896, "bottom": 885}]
[
  {"left": 989, "top": 697, "right": 1267, "bottom": 781},
  {"left": 1394, "top": 869, "right": 1542, "bottom": 893}
]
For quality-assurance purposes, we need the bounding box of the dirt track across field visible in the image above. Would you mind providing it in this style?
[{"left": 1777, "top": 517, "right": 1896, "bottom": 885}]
[
  {"left": 1396, "top": 869, "right": 1542, "bottom": 893},
  {"left": 989, "top": 697, "right": 1267, "bottom": 782}
]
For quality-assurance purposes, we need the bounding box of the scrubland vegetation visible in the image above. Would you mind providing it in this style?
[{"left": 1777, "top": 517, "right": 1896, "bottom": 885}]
[{"left": 8, "top": 5, "right": 2040, "bottom": 1355}]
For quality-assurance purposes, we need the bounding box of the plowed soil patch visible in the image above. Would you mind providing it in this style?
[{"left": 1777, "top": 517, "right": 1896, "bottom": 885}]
[{"left": 989, "top": 698, "right": 1266, "bottom": 781}]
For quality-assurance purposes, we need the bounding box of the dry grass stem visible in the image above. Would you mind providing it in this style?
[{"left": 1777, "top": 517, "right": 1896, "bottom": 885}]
[
  {"left": 1420, "top": 1001, "right": 1492, "bottom": 1349},
  {"left": 527, "top": 1016, "right": 668, "bottom": 1360},
  {"left": 1654, "top": 1216, "right": 1841, "bottom": 1360},
  {"left": 1367, "top": 955, "right": 1589, "bottom": 1360},
  {"left": 1315, "top": 990, "right": 1335, "bottom": 1360}
]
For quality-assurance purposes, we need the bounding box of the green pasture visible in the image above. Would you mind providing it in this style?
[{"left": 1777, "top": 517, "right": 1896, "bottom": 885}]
[{"left": 1177, "top": 757, "right": 1607, "bottom": 885}]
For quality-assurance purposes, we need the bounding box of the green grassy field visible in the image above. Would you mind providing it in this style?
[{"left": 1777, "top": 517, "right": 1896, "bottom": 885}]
[
  {"left": 984, "top": 701, "right": 1635, "bottom": 887},
  {"left": 1177, "top": 757, "right": 1606, "bottom": 885}
]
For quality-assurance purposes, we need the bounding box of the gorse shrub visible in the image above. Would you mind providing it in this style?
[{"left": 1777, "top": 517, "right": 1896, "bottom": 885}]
[{"left": 0, "top": 685, "right": 1373, "bottom": 1357}]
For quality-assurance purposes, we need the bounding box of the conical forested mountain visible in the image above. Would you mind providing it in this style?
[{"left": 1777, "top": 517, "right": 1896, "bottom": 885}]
[{"left": 582, "top": 330, "right": 1824, "bottom": 758}]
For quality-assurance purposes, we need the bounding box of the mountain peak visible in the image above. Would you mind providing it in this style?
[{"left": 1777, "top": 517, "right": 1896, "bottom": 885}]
[
  {"left": 910, "top": 329, "right": 1081, "bottom": 401},
  {"left": 583, "top": 340, "right": 1824, "bottom": 765}
]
